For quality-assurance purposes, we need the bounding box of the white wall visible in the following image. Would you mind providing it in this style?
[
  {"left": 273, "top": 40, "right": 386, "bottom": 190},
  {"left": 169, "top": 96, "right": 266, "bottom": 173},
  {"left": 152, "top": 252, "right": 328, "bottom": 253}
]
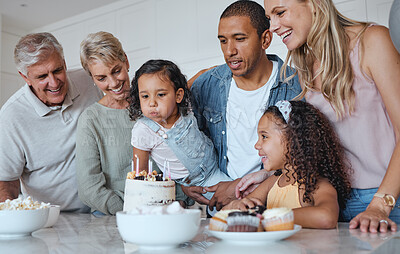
[
  {"left": 31, "top": 0, "right": 236, "bottom": 77},
  {"left": 0, "top": 0, "right": 394, "bottom": 108},
  {"left": 0, "top": 22, "right": 27, "bottom": 108}
]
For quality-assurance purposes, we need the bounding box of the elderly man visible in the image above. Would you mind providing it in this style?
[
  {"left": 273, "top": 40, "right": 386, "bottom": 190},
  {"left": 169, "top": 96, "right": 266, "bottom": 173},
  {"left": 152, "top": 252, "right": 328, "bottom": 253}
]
[
  {"left": 184, "top": 0, "right": 302, "bottom": 211},
  {"left": 0, "top": 32, "right": 103, "bottom": 212}
]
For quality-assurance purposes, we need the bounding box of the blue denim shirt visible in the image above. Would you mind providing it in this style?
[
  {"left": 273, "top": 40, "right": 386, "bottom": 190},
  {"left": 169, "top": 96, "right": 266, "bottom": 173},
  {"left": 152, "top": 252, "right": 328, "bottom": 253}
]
[
  {"left": 139, "top": 114, "right": 232, "bottom": 200},
  {"left": 191, "top": 54, "right": 302, "bottom": 175}
]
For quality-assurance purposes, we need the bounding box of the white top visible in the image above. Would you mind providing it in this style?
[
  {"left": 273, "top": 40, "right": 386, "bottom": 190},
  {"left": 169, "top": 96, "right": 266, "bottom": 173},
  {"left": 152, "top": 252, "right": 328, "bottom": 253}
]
[
  {"left": 226, "top": 60, "right": 278, "bottom": 179},
  {"left": 0, "top": 69, "right": 103, "bottom": 211},
  {"left": 131, "top": 118, "right": 190, "bottom": 179}
]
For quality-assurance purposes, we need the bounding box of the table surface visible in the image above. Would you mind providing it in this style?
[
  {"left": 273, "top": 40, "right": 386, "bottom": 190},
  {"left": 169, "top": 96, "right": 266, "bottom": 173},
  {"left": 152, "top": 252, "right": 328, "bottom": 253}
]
[{"left": 0, "top": 212, "right": 399, "bottom": 254}]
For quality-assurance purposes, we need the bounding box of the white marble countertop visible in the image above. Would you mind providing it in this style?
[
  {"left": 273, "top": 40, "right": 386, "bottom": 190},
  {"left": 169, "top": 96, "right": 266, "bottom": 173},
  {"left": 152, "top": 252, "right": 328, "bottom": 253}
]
[{"left": 0, "top": 212, "right": 398, "bottom": 254}]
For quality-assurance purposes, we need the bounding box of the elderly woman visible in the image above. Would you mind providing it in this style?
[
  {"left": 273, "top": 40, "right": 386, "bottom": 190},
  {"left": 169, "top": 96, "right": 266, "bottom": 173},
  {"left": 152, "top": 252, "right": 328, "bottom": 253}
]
[
  {"left": 76, "top": 31, "right": 133, "bottom": 215},
  {"left": 76, "top": 32, "right": 188, "bottom": 215}
]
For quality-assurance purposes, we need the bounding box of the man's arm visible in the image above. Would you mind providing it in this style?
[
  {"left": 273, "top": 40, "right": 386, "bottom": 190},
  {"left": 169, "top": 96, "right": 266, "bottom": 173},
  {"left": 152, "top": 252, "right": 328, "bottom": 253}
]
[
  {"left": 205, "top": 179, "right": 242, "bottom": 211},
  {"left": 181, "top": 185, "right": 210, "bottom": 205},
  {"left": 0, "top": 180, "right": 20, "bottom": 202}
]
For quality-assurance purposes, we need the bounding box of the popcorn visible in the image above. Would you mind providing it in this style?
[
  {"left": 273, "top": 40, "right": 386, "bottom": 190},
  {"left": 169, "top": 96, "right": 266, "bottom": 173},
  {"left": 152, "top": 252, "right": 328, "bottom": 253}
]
[{"left": 0, "top": 196, "right": 50, "bottom": 210}]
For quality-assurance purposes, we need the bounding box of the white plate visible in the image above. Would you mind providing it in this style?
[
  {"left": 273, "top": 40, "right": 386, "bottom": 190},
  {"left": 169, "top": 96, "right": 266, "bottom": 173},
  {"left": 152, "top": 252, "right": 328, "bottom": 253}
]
[{"left": 206, "top": 225, "right": 301, "bottom": 244}]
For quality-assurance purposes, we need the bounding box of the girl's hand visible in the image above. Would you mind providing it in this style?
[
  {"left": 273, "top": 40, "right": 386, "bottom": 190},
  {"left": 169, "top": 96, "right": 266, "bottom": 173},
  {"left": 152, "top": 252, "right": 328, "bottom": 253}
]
[
  {"left": 235, "top": 170, "right": 270, "bottom": 199},
  {"left": 223, "top": 198, "right": 264, "bottom": 211}
]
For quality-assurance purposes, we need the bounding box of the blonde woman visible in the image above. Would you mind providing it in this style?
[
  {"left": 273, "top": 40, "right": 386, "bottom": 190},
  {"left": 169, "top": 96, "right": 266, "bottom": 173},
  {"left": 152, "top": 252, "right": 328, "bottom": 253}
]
[
  {"left": 76, "top": 32, "right": 132, "bottom": 215},
  {"left": 262, "top": 0, "right": 400, "bottom": 233}
]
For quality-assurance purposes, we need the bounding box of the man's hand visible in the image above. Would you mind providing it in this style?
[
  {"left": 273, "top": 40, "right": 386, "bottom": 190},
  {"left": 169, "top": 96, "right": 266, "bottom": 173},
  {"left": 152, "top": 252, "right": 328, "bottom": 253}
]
[
  {"left": 181, "top": 185, "right": 210, "bottom": 205},
  {"left": 0, "top": 180, "right": 20, "bottom": 202},
  {"left": 349, "top": 198, "right": 397, "bottom": 233},
  {"left": 223, "top": 197, "right": 264, "bottom": 211},
  {"left": 205, "top": 179, "right": 241, "bottom": 211},
  {"left": 235, "top": 170, "right": 270, "bottom": 199}
]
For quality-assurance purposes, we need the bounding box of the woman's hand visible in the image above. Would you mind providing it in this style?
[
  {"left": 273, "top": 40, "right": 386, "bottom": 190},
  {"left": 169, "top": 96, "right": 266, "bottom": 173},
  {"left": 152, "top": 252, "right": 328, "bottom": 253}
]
[
  {"left": 349, "top": 197, "right": 397, "bottom": 233},
  {"left": 235, "top": 170, "right": 270, "bottom": 199}
]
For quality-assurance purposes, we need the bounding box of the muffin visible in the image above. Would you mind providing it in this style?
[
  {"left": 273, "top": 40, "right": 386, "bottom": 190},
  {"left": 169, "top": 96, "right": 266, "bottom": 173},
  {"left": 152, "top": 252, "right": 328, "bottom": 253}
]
[
  {"left": 262, "top": 207, "right": 294, "bottom": 231},
  {"left": 248, "top": 205, "right": 266, "bottom": 232},
  {"left": 209, "top": 209, "right": 239, "bottom": 231},
  {"left": 226, "top": 211, "right": 260, "bottom": 232}
]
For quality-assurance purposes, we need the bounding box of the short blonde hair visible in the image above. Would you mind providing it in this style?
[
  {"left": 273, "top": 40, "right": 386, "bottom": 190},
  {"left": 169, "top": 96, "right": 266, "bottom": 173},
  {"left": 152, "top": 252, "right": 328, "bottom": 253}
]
[
  {"left": 80, "top": 31, "right": 127, "bottom": 75},
  {"left": 283, "top": 0, "right": 369, "bottom": 119}
]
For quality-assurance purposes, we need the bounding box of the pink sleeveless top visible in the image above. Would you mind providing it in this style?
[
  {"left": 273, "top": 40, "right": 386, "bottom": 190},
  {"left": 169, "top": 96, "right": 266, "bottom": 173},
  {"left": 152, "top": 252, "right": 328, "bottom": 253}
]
[
  {"left": 267, "top": 175, "right": 302, "bottom": 209},
  {"left": 306, "top": 30, "right": 396, "bottom": 189}
]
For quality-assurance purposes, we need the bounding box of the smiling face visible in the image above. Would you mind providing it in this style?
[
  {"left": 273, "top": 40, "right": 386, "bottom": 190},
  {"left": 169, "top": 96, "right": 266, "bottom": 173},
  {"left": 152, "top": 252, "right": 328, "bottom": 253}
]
[
  {"left": 254, "top": 113, "right": 287, "bottom": 172},
  {"left": 20, "top": 51, "right": 68, "bottom": 106},
  {"left": 264, "top": 0, "right": 313, "bottom": 50},
  {"left": 88, "top": 59, "right": 130, "bottom": 104},
  {"left": 218, "top": 16, "right": 269, "bottom": 78},
  {"left": 138, "top": 73, "right": 184, "bottom": 128}
]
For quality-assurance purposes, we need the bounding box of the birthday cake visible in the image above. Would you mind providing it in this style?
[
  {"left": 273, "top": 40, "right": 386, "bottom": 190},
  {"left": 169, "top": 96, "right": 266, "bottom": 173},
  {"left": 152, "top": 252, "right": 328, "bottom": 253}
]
[{"left": 123, "top": 170, "right": 175, "bottom": 212}]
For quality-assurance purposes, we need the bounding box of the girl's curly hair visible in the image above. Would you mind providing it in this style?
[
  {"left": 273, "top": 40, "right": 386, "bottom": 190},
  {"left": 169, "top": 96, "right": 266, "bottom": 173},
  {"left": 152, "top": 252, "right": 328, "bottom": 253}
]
[
  {"left": 128, "top": 59, "right": 191, "bottom": 121},
  {"left": 266, "top": 101, "right": 352, "bottom": 209}
]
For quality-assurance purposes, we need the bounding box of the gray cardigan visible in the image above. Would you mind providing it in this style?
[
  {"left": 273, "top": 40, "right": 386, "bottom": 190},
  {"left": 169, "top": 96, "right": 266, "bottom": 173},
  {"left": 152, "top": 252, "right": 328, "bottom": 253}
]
[{"left": 76, "top": 103, "right": 134, "bottom": 215}]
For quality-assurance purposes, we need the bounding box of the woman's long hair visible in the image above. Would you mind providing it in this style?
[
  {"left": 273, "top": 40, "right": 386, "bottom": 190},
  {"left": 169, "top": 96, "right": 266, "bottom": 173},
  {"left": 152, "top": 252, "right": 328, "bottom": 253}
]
[{"left": 283, "top": 0, "right": 369, "bottom": 119}]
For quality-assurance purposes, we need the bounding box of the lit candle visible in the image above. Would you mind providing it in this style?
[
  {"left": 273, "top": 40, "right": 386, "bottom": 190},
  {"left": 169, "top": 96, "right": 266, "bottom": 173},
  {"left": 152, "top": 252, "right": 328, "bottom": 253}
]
[
  {"left": 163, "top": 159, "right": 166, "bottom": 180},
  {"left": 148, "top": 158, "right": 152, "bottom": 175},
  {"left": 135, "top": 154, "right": 139, "bottom": 176},
  {"left": 131, "top": 158, "right": 134, "bottom": 172},
  {"left": 167, "top": 160, "right": 171, "bottom": 179}
]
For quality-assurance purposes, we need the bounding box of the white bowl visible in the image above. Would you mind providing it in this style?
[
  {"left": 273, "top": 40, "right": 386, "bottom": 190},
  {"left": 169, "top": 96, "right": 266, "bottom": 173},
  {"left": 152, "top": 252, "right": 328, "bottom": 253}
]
[
  {"left": 0, "top": 207, "right": 49, "bottom": 238},
  {"left": 43, "top": 205, "right": 60, "bottom": 228},
  {"left": 116, "top": 209, "right": 201, "bottom": 250}
]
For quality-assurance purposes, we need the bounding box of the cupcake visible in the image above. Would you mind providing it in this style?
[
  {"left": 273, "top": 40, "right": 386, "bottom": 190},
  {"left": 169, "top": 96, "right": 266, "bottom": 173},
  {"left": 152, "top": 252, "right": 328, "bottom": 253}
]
[
  {"left": 262, "top": 207, "right": 294, "bottom": 231},
  {"left": 209, "top": 209, "right": 239, "bottom": 231},
  {"left": 248, "top": 205, "right": 266, "bottom": 232},
  {"left": 226, "top": 211, "right": 260, "bottom": 232}
]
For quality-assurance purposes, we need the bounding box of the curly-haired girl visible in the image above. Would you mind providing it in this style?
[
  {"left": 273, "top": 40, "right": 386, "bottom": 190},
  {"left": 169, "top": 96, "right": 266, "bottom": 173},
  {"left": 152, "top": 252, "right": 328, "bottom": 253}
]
[
  {"left": 128, "top": 59, "right": 231, "bottom": 208},
  {"left": 225, "top": 100, "right": 351, "bottom": 229}
]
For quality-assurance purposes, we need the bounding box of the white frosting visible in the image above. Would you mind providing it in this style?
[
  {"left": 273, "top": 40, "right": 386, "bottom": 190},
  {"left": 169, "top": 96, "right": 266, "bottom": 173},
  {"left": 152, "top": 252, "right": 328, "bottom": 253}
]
[
  {"left": 127, "top": 201, "right": 185, "bottom": 215},
  {"left": 214, "top": 209, "right": 240, "bottom": 220},
  {"left": 0, "top": 196, "right": 50, "bottom": 210},
  {"left": 123, "top": 178, "right": 175, "bottom": 212},
  {"left": 262, "top": 207, "right": 292, "bottom": 219}
]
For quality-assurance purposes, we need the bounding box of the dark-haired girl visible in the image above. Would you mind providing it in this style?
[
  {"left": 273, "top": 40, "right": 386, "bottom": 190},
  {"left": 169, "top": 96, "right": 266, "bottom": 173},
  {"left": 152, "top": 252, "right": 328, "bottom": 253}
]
[
  {"left": 225, "top": 100, "right": 351, "bottom": 229},
  {"left": 128, "top": 59, "right": 231, "bottom": 208}
]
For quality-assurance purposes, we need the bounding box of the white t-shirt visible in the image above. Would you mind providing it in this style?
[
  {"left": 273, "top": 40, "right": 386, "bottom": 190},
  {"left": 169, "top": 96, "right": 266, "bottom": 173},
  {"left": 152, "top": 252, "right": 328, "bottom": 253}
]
[
  {"left": 131, "top": 118, "right": 190, "bottom": 180},
  {"left": 226, "top": 60, "right": 278, "bottom": 179}
]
